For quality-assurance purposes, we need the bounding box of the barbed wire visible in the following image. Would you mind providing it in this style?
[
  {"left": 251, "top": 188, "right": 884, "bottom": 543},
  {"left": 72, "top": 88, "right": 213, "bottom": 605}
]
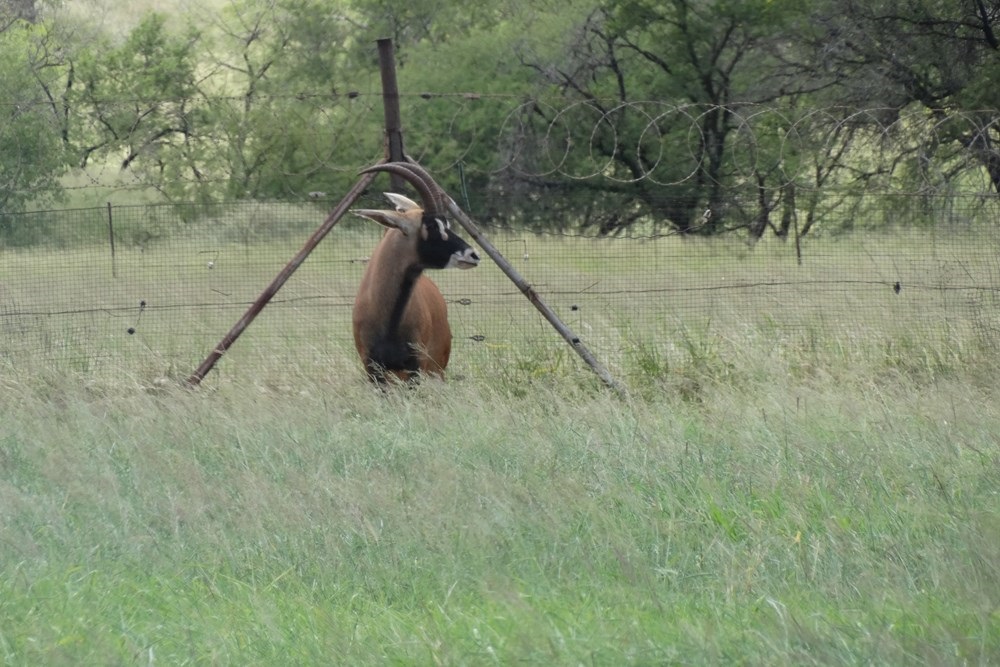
[
  {"left": 5, "top": 95, "right": 999, "bottom": 201},
  {"left": 483, "top": 102, "right": 999, "bottom": 189}
]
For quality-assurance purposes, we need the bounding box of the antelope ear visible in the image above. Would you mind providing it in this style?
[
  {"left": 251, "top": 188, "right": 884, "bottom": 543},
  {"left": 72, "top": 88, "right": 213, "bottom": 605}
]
[
  {"left": 351, "top": 209, "right": 418, "bottom": 236},
  {"left": 383, "top": 192, "right": 421, "bottom": 213}
]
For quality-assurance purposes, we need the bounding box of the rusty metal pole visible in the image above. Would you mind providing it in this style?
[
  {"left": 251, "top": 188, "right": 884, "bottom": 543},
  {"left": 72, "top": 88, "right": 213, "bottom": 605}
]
[
  {"left": 185, "top": 172, "right": 378, "bottom": 387},
  {"left": 377, "top": 38, "right": 407, "bottom": 190},
  {"left": 187, "top": 38, "right": 404, "bottom": 387},
  {"left": 376, "top": 40, "right": 627, "bottom": 395},
  {"left": 445, "top": 200, "right": 628, "bottom": 398}
]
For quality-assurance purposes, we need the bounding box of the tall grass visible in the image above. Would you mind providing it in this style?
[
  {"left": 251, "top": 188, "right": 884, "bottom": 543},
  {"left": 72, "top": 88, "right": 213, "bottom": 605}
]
[
  {"left": 1, "top": 229, "right": 999, "bottom": 664},
  {"left": 2, "top": 339, "right": 999, "bottom": 663}
]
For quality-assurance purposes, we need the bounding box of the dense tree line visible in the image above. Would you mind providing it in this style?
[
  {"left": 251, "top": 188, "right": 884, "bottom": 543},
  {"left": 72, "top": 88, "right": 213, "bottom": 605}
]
[{"left": 1, "top": 0, "right": 998, "bottom": 237}]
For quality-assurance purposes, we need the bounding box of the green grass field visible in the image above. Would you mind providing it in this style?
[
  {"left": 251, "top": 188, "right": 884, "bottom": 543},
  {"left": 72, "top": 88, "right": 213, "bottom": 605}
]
[{"left": 2, "top": 229, "right": 999, "bottom": 665}]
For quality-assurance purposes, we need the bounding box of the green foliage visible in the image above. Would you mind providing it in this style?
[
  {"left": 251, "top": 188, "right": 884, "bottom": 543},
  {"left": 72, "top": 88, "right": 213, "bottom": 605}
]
[
  {"left": 72, "top": 13, "right": 200, "bottom": 163},
  {"left": 797, "top": 0, "right": 1000, "bottom": 193},
  {"left": 488, "top": 0, "right": 811, "bottom": 233},
  {"left": 0, "top": 0, "right": 996, "bottom": 237},
  {"left": 349, "top": 0, "right": 516, "bottom": 62},
  {"left": 170, "top": 0, "right": 374, "bottom": 201},
  {"left": 0, "top": 21, "right": 69, "bottom": 230}
]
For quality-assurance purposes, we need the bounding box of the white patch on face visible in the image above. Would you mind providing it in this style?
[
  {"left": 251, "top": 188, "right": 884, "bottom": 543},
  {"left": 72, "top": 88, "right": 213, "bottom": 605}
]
[{"left": 435, "top": 217, "right": 449, "bottom": 240}]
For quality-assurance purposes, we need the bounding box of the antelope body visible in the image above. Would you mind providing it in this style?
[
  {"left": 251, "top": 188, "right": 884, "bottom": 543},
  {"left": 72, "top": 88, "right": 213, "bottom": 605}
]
[{"left": 352, "top": 162, "right": 480, "bottom": 382}]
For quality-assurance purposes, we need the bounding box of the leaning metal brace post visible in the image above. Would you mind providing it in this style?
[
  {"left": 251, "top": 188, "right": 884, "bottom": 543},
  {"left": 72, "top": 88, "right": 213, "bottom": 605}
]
[
  {"left": 187, "top": 40, "right": 408, "bottom": 386},
  {"left": 185, "top": 171, "right": 379, "bottom": 387},
  {"left": 445, "top": 199, "right": 629, "bottom": 397},
  {"left": 187, "top": 39, "right": 408, "bottom": 386}
]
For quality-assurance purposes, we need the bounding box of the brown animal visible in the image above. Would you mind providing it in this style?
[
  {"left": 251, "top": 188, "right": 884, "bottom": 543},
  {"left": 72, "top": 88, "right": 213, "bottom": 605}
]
[{"left": 351, "top": 162, "right": 480, "bottom": 382}]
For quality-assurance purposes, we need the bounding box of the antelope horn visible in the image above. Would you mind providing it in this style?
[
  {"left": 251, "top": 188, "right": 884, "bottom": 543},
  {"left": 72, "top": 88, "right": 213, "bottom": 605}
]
[
  {"left": 401, "top": 157, "right": 450, "bottom": 212},
  {"left": 359, "top": 162, "right": 442, "bottom": 217}
]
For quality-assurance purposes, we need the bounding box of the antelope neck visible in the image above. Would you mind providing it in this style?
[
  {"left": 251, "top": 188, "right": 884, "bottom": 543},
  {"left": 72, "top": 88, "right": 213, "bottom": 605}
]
[{"left": 383, "top": 263, "right": 424, "bottom": 339}]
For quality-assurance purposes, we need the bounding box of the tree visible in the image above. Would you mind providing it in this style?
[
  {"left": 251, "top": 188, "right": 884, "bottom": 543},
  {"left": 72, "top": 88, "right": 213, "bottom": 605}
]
[
  {"left": 795, "top": 0, "right": 1000, "bottom": 193},
  {"left": 370, "top": 2, "right": 549, "bottom": 222},
  {"left": 52, "top": 0, "right": 376, "bottom": 203},
  {"left": 191, "top": 0, "right": 368, "bottom": 201},
  {"left": 348, "top": 0, "right": 514, "bottom": 65},
  {"left": 0, "top": 17, "right": 69, "bottom": 233},
  {"left": 0, "top": 0, "right": 36, "bottom": 26},
  {"left": 71, "top": 13, "right": 202, "bottom": 189},
  {"left": 501, "top": 0, "right": 807, "bottom": 234}
]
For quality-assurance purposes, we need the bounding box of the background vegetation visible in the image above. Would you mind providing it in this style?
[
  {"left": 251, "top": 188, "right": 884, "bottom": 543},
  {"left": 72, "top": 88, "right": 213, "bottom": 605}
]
[{"left": 1, "top": 0, "right": 998, "bottom": 237}]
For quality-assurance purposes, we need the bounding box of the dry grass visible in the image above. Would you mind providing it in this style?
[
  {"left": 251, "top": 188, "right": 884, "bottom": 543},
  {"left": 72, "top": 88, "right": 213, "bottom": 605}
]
[
  {"left": 1, "top": 358, "right": 998, "bottom": 664},
  {"left": 1, "top": 229, "right": 999, "bottom": 664}
]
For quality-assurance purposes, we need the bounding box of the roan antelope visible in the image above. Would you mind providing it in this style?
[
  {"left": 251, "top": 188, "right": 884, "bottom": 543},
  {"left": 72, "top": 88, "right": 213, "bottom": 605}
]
[{"left": 351, "top": 162, "right": 481, "bottom": 382}]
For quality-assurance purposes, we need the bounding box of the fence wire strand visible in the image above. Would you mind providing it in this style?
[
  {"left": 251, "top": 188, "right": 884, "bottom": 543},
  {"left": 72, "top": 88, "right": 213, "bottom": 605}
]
[{"left": 2, "top": 195, "right": 999, "bottom": 383}]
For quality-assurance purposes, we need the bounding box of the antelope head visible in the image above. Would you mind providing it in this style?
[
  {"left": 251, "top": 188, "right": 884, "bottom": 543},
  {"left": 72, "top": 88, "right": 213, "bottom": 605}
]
[{"left": 354, "top": 162, "right": 480, "bottom": 271}]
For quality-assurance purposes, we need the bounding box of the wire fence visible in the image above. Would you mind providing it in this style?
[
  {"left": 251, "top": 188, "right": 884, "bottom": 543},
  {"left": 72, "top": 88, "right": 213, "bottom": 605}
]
[
  {"left": 10, "top": 97, "right": 1000, "bottom": 202},
  {"left": 1, "top": 192, "right": 998, "bottom": 385}
]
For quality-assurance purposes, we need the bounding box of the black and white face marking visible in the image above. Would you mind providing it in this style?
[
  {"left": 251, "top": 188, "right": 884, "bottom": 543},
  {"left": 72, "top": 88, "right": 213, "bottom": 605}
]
[
  {"left": 416, "top": 214, "right": 480, "bottom": 270},
  {"left": 434, "top": 217, "right": 449, "bottom": 240}
]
